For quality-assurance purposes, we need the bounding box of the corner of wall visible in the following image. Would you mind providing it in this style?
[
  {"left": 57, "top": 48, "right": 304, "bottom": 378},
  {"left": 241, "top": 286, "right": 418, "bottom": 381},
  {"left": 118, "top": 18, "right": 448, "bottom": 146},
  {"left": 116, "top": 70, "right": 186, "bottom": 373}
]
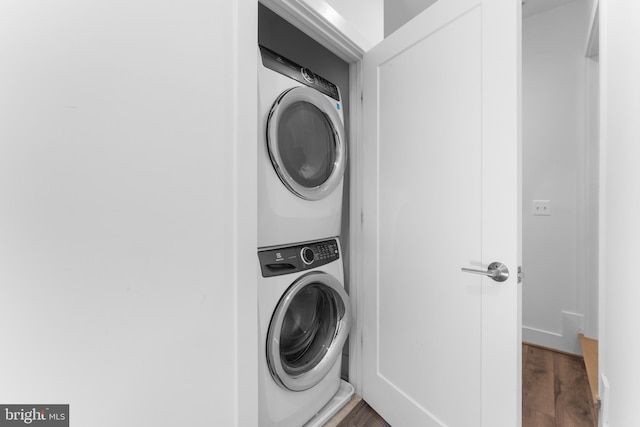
[{"left": 522, "top": 311, "right": 584, "bottom": 355}]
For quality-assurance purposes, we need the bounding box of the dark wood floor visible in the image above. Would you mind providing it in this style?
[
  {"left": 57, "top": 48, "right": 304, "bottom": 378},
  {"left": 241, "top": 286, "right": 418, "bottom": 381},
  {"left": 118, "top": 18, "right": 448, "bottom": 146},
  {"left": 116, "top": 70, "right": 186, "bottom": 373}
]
[
  {"left": 522, "top": 343, "right": 598, "bottom": 427},
  {"left": 336, "top": 344, "right": 597, "bottom": 426},
  {"left": 336, "top": 400, "right": 387, "bottom": 427}
]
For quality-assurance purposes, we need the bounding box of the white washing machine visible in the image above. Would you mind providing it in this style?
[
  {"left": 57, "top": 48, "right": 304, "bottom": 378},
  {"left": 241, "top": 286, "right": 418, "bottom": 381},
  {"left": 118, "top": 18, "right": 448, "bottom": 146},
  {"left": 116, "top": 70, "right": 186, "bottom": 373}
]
[
  {"left": 258, "top": 238, "right": 352, "bottom": 427},
  {"left": 258, "top": 45, "right": 347, "bottom": 248}
]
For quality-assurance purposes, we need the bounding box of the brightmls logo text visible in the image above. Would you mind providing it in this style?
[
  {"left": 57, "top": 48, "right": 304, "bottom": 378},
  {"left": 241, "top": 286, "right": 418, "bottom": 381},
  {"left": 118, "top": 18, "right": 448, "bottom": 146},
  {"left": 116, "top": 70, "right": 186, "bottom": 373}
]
[
  {"left": 4, "top": 408, "right": 45, "bottom": 424},
  {"left": 0, "top": 406, "right": 68, "bottom": 426}
]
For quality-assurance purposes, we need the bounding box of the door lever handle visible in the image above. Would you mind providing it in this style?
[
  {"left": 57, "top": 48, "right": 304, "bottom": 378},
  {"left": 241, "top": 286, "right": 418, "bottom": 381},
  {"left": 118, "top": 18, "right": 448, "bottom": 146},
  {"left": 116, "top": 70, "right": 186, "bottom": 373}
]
[{"left": 461, "top": 262, "right": 509, "bottom": 282}]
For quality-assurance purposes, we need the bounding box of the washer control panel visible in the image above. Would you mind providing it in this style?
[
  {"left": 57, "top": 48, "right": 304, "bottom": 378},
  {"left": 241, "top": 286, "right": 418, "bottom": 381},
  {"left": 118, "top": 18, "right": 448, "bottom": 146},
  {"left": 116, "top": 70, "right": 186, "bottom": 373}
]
[
  {"left": 259, "top": 44, "right": 340, "bottom": 101},
  {"left": 258, "top": 238, "right": 340, "bottom": 278}
]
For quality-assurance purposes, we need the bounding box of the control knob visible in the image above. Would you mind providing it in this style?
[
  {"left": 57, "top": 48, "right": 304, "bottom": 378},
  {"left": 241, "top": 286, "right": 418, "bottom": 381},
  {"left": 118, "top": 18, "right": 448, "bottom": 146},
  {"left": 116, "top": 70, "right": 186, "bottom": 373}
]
[
  {"left": 301, "top": 247, "right": 315, "bottom": 265},
  {"left": 301, "top": 67, "right": 315, "bottom": 84}
]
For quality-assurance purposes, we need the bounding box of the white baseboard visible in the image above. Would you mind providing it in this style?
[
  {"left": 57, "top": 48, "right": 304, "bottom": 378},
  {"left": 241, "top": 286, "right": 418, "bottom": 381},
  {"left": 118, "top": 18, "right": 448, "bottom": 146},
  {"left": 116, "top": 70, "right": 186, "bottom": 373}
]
[
  {"left": 600, "top": 373, "right": 609, "bottom": 427},
  {"left": 522, "top": 311, "right": 584, "bottom": 355}
]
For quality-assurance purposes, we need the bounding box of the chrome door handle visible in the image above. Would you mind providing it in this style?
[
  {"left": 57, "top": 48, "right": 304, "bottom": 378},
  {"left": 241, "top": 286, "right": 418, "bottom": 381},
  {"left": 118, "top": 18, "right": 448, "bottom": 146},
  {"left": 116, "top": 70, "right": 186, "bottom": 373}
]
[{"left": 461, "top": 262, "right": 509, "bottom": 282}]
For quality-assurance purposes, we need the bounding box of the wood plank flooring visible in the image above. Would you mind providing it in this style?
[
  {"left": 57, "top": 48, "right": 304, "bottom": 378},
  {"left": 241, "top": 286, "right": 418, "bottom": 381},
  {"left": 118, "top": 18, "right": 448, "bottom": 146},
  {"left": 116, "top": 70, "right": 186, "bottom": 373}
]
[
  {"left": 523, "top": 343, "right": 598, "bottom": 427},
  {"left": 330, "top": 344, "right": 597, "bottom": 426},
  {"left": 335, "top": 399, "right": 387, "bottom": 427}
]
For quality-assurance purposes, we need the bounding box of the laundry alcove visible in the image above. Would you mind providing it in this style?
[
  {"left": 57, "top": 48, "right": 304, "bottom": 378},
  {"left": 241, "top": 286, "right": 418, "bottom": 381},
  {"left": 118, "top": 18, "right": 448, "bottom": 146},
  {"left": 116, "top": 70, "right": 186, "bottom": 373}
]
[{"left": 258, "top": 1, "right": 522, "bottom": 426}]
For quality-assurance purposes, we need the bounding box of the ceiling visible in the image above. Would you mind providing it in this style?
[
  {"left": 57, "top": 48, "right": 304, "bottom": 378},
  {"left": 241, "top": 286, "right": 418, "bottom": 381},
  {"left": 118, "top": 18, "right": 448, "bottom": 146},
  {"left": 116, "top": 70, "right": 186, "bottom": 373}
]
[{"left": 522, "top": 0, "right": 578, "bottom": 18}]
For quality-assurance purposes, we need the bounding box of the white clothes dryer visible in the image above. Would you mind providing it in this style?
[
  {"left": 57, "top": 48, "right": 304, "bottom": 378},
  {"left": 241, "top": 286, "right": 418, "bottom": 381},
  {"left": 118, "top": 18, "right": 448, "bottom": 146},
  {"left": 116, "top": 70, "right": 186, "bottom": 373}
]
[
  {"left": 257, "top": 238, "right": 351, "bottom": 427},
  {"left": 258, "top": 45, "right": 347, "bottom": 248}
]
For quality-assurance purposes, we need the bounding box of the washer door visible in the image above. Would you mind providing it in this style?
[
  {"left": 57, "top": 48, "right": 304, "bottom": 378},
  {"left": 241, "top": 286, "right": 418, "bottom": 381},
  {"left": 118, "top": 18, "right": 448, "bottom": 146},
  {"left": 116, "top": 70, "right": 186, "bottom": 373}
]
[
  {"left": 267, "top": 271, "right": 351, "bottom": 391},
  {"left": 266, "top": 87, "right": 346, "bottom": 201}
]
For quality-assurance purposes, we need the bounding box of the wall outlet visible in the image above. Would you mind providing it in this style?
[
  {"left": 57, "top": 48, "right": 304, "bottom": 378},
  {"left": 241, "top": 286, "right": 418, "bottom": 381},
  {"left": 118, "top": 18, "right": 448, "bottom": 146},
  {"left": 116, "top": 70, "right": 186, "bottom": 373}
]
[{"left": 532, "top": 200, "right": 551, "bottom": 216}]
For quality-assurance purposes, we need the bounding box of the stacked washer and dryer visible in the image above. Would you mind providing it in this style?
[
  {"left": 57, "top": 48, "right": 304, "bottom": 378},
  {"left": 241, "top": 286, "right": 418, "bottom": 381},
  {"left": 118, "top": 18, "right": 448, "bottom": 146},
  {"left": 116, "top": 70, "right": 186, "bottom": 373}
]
[{"left": 257, "top": 44, "right": 353, "bottom": 427}]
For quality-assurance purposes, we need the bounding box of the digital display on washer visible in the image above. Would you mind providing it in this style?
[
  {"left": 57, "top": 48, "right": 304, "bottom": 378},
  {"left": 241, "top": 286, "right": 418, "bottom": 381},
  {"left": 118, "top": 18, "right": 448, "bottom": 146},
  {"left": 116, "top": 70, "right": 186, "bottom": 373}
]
[
  {"left": 259, "top": 45, "right": 340, "bottom": 101},
  {"left": 258, "top": 239, "right": 340, "bottom": 278}
]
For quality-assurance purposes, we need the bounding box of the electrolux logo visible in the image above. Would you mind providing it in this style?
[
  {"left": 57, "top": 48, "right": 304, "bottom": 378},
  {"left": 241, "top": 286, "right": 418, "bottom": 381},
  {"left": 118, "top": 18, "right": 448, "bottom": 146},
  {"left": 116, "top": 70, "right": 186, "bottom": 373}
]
[{"left": 0, "top": 405, "right": 68, "bottom": 427}]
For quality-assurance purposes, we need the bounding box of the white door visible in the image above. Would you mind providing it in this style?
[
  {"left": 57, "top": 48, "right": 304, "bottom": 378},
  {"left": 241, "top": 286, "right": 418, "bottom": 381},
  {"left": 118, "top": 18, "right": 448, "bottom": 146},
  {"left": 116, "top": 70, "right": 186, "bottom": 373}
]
[{"left": 361, "top": 0, "right": 521, "bottom": 426}]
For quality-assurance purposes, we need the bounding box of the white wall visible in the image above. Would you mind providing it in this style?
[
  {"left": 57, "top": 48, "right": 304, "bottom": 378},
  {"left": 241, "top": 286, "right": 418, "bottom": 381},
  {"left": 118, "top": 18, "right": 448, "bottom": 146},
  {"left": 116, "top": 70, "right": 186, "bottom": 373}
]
[
  {"left": 522, "top": 0, "right": 596, "bottom": 354},
  {"left": 383, "top": 0, "right": 438, "bottom": 37},
  {"left": 600, "top": 0, "right": 640, "bottom": 424},
  {"left": 0, "top": 1, "right": 257, "bottom": 426},
  {"left": 325, "top": 0, "right": 383, "bottom": 45},
  {"left": 585, "top": 54, "right": 599, "bottom": 343}
]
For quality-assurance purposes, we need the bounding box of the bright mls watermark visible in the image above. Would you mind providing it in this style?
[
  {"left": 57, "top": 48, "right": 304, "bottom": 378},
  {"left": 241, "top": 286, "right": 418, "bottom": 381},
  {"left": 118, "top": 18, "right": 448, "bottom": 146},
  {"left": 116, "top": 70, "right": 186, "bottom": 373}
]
[{"left": 0, "top": 405, "right": 68, "bottom": 426}]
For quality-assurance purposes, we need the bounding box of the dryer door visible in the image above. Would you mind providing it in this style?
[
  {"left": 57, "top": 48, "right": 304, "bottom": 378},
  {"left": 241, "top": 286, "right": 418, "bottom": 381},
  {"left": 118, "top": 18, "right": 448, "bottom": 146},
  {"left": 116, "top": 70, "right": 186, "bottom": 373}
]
[
  {"left": 267, "top": 271, "right": 351, "bottom": 391},
  {"left": 266, "top": 87, "right": 346, "bottom": 201}
]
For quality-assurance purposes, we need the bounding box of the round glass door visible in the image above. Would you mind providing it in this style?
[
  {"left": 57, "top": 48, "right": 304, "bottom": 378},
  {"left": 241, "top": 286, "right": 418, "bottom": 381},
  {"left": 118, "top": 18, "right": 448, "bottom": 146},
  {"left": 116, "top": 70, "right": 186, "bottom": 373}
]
[
  {"left": 267, "top": 272, "right": 351, "bottom": 391},
  {"left": 267, "top": 87, "right": 346, "bottom": 201}
]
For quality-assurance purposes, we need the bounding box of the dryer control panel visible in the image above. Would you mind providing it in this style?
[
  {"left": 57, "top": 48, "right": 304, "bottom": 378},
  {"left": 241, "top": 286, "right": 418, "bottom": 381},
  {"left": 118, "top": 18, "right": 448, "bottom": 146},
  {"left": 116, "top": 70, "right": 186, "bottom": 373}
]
[
  {"left": 258, "top": 239, "right": 340, "bottom": 278},
  {"left": 259, "top": 45, "right": 341, "bottom": 101}
]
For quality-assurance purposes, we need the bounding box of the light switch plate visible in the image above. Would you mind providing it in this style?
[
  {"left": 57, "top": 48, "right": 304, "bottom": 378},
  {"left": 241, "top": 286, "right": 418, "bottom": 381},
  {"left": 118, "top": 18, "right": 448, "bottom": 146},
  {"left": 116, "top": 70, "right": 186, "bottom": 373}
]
[{"left": 532, "top": 200, "right": 551, "bottom": 216}]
